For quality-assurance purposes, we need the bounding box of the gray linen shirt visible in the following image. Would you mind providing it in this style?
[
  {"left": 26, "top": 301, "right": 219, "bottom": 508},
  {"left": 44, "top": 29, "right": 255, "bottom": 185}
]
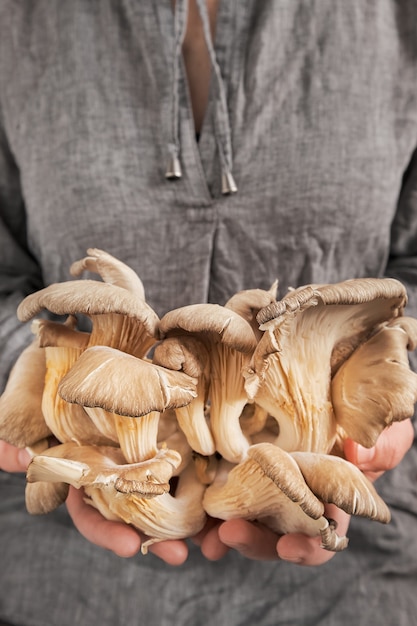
[{"left": 1, "top": 2, "right": 417, "bottom": 625}]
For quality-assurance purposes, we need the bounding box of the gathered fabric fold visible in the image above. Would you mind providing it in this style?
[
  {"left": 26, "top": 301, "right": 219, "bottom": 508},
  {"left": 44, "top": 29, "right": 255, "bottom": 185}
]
[{"left": 165, "top": 0, "right": 237, "bottom": 194}]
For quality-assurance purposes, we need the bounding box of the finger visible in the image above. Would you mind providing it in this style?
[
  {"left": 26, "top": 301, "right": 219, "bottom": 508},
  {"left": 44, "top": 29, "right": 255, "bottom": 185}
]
[
  {"left": 277, "top": 505, "right": 351, "bottom": 566},
  {"left": 66, "top": 486, "right": 142, "bottom": 558},
  {"left": 0, "top": 440, "right": 31, "bottom": 473},
  {"left": 217, "top": 519, "right": 280, "bottom": 561},
  {"left": 65, "top": 486, "right": 189, "bottom": 565},
  {"left": 193, "top": 519, "right": 230, "bottom": 561},
  {"left": 344, "top": 419, "right": 415, "bottom": 481}
]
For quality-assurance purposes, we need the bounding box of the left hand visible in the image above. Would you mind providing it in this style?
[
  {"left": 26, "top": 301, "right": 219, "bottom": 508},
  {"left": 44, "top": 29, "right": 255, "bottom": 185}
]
[{"left": 192, "top": 419, "right": 415, "bottom": 566}]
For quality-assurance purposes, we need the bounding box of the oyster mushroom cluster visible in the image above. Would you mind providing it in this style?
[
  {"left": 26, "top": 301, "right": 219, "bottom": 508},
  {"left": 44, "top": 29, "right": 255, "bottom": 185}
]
[{"left": 1, "top": 248, "right": 417, "bottom": 553}]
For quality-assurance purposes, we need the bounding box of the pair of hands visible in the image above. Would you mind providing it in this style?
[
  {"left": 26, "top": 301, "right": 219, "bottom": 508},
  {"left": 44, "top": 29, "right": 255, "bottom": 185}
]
[{"left": 0, "top": 419, "right": 414, "bottom": 567}]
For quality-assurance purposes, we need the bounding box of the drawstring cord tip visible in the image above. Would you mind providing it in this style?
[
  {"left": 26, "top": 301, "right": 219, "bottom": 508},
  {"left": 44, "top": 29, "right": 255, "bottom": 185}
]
[
  {"left": 165, "top": 155, "right": 182, "bottom": 180},
  {"left": 221, "top": 170, "right": 238, "bottom": 195}
]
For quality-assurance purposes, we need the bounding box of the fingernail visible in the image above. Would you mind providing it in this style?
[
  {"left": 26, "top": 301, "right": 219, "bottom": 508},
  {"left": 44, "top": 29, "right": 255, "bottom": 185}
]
[
  {"left": 225, "top": 542, "right": 246, "bottom": 551},
  {"left": 18, "top": 448, "right": 31, "bottom": 468},
  {"left": 355, "top": 445, "right": 376, "bottom": 466},
  {"left": 279, "top": 554, "right": 302, "bottom": 564}
]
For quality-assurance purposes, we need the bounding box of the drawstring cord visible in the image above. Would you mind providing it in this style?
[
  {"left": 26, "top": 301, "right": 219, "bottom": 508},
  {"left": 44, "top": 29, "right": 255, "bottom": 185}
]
[
  {"left": 165, "top": 0, "right": 189, "bottom": 180},
  {"left": 194, "top": 0, "right": 237, "bottom": 194},
  {"left": 165, "top": 0, "right": 237, "bottom": 194}
]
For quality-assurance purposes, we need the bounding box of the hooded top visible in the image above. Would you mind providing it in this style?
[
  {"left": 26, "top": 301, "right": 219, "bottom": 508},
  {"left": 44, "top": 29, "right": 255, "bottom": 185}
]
[{"left": 0, "top": 2, "right": 417, "bottom": 625}]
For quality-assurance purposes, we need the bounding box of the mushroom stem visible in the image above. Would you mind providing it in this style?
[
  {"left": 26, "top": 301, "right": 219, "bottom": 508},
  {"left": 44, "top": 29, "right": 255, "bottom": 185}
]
[{"left": 208, "top": 344, "right": 251, "bottom": 463}]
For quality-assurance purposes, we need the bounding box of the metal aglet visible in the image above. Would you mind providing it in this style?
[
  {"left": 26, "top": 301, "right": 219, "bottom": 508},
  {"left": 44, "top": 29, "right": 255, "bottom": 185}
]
[
  {"left": 221, "top": 170, "right": 238, "bottom": 195},
  {"left": 165, "top": 155, "right": 182, "bottom": 180}
]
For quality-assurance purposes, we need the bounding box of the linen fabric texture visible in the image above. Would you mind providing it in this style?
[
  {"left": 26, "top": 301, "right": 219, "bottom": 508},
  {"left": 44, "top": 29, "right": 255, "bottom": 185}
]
[{"left": 1, "top": 2, "right": 417, "bottom": 625}]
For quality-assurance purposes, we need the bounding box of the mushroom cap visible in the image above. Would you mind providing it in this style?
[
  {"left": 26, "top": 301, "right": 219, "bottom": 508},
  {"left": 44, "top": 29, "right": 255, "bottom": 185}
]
[
  {"left": 332, "top": 317, "right": 417, "bottom": 447},
  {"left": 245, "top": 277, "right": 410, "bottom": 453},
  {"left": 0, "top": 340, "right": 51, "bottom": 447},
  {"left": 159, "top": 303, "right": 258, "bottom": 353},
  {"left": 58, "top": 345, "right": 197, "bottom": 417},
  {"left": 224, "top": 282, "right": 278, "bottom": 340},
  {"left": 290, "top": 450, "right": 391, "bottom": 522},
  {"left": 257, "top": 277, "right": 407, "bottom": 329},
  {"left": 17, "top": 280, "right": 160, "bottom": 338},
  {"left": 203, "top": 455, "right": 332, "bottom": 542},
  {"left": 25, "top": 480, "right": 70, "bottom": 515},
  {"left": 70, "top": 248, "right": 146, "bottom": 300},
  {"left": 204, "top": 442, "right": 390, "bottom": 551},
  {"left": 34, "top": 318, "right": 90, "bottom": 350}
]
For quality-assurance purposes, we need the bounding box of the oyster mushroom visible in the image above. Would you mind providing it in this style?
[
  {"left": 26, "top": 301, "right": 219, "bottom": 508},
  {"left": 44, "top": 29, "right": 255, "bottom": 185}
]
[
  {"left": 331, "top": 316, "right": 417, "bottom": 447},
  {"left": 89, "top": 460, "right": 207, "bottom": 553},
  {"left": 58, "top": 345, "right": 197, "bottom": 464},
  {"left": 70, "top": 247, "right": 146, "bottom": 299},
  {"left": 0, "top": 339, "right": 51, "bottom": 447},
  {"left": 159, "top": 303, "right": 258, "bottom": 463},
  {"left": 224, "top": 281, "right": 278, "bottom": 341},
  {"left": 204, "top": 442, "right": 390, "bottom": 551},
  {"left": 34, "top": 319, "right": 112, "bottom": 446},
  {"left": 153, "top": 335, "right": 215, "bottom": 456},
  {"left": 17, "top": 272, "right": 160, "bottom": 359},
  {"left": 246, "top": 277, "right": 411, "bottom": 453},
  {"left": 27, "top": 443, "right": 181, "bottom": 504}
]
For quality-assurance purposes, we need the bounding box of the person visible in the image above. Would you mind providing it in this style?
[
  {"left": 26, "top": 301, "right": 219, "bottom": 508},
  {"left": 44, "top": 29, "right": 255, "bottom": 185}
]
[{"left": 0, "top": 1, "right": 416, "bottom": 624}]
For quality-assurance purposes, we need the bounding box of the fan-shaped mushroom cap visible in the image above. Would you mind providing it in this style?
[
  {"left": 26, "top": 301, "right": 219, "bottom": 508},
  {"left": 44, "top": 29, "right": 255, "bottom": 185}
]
[
  {"left": 159, "top": 303, "right": 258, "bottom": 353},
  {"left": 34, "top": 317, "right": 90, "bottom": 350},
  {"left": 58, "top": 345, "right": 197, "bottom": 463},
  {"left": 25, "top": 480, "right": 70, "bottom": 515},
  {"left": 70, "top": 248, "right": 146, "bottom": 300},
  {"left": 332, "top": 317, "right": 417, "bottom": 447},
  {"left": 245, "top": 278, "right": 409, "bottom": 453},
  {"left": 159, "top": 304, "right": 258, "bottom": 463},
  {"left": 0, "top": 340, "right": 51, "bottom": 447},
  {"left": 17, "top": 280, "right": 160, "bottom": 358},
  {"left": 203, "top": 453, "right": 344, "bottom": 548},
  {"left": 204, "top": 441, "right": 390, "bottom": 551},
  {"left": 58, "top": 345, "right": 197, "bottom": 417},
  {"left": 224, "top": 281, "right": 278, "bottom": 340},
  {"left": 290, "top": 450, "right": 391, "bottom": 522}
]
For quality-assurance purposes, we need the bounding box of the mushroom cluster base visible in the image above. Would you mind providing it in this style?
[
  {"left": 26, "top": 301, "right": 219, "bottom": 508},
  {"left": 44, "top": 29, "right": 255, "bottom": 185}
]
[{"left": 1, "top": 249, "right": 417, "bottom": 553}]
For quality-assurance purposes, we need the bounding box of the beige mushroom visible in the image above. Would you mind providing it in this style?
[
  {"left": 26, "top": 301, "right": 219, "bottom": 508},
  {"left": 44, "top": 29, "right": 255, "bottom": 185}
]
[
  {"left": 224, "top": 281, "right": 278, "bottom": 341},
  {"left": 331, "top": 316, "right": 417, "bottom": 447},
  {"left": 58, "top": 345, "right": 197, "bottom": 464},
  {"left": 153, "top": 336, "right": 215, "bottom": 456},
  {"left": 34, "top": 319, "right": 113, "bottom": 446},
  {"left": 0, "top": 339, "right": 51, "bottom": 447},
  {"left": 17, "top": 277, "right": 160, "bottom": 359},
  {"left": 27, "top": 443, "right": 181, "bottom": 509},
  {"left": 28, "top": 443, "right": 206, "bottom": 546},
  {"left": 159, "top": 303, "right": 258, "bottom": 463},
  {"left": 245, "top": 278, "right": 410, "bottom": 454},
  {"left": 25, "top": 476, "right": 70, "bottom": 515},
  {"left": 70, "top": 247, "right": 146, "bottom": 300},
  {"left": 89, "top": 459, "right": 207, "bottom": 553},
  {"left": 204, "top": 442, "right": 390, "bottom": 551}
]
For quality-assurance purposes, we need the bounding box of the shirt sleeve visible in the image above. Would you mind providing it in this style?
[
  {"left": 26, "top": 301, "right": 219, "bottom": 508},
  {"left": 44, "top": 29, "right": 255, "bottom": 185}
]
[
  {"left": 0, "top": 117, "right": 43, "bottom": 392},
  {"left": 386, "top": 147, "right": 417, "bottom": 378},
  {"left": 386, "top": 148, "right": 417, "bottom": 303}
]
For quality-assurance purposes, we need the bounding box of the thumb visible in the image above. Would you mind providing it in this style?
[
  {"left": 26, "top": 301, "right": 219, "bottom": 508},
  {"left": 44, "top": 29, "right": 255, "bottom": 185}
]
[{"left": 344, "top": 419, "right": 414, "bottom": 480}]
